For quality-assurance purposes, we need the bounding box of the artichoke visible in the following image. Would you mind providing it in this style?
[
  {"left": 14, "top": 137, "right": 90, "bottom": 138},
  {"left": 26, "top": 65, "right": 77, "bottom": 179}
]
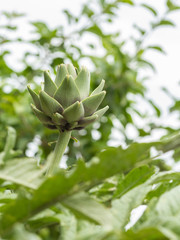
[{"left": 28, "top": 63, "right": 109, "bottom": 132}]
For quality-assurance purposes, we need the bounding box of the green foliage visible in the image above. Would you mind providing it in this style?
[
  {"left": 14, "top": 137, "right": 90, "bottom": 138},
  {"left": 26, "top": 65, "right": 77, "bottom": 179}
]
[
  {"left": 141, "top": 4, "right": 158, "bottom": 16},
  {"left": 1, "top": 0, "right": 179, "bottom": 161},
  {"left": 1, "top": 0, "right": 180, "bottom": 239},
  {"left": 1, "top": 127, "right": 180, "bottom": 239},
  {"left": 0, "top": 127, "right": 21, "bottom": 164}
]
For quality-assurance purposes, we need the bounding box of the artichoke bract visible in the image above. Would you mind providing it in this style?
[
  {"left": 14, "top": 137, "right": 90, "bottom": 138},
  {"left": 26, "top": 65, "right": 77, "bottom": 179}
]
[{"left": 28, "top": 64, "right": 109, "bottom": 132}]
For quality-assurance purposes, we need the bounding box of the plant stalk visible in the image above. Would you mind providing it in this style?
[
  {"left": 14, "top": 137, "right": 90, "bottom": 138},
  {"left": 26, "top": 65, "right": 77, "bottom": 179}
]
[{"left": 46, "top": 130, "right": 71, "bottom": 176}]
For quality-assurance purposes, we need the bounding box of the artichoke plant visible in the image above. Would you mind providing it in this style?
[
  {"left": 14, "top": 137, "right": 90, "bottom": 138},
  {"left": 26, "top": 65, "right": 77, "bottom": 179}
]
[
  {"left": 28, "top": 63, "right": 108, "bottom": 176},
  {"left": 28, "top": 64, "right": 108, "bottom": 131}
]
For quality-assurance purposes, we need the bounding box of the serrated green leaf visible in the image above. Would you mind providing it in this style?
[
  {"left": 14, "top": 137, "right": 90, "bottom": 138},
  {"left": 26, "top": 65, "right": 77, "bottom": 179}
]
[
  {"left": 39, "top": 90, "right": 63, "bottom": 116},
  {"left": 82, "top": 91, "right": 106, "bottom": 116},
  {"left": 0, "top": 158, "right": 44, "bottom": 189},
  {"left": 63, "top": 192, "right": 116, "bottom": 227},
  {"left": 75, "top": 67, "right": 90, "bottom": 99},
  {"left": 57, "top": 209, "right": 77, "bottom": 240},
  {"left": 139, "top": 186, "right": 180, "bottom": 239},
  {"left": 124, "top": 227, "right": 169, "bottom": 240},
  {"left": 111, "top": 184, "right": 151, "bottom": 229},
  {"left": 146, "top": 181, "right": 178, "bottom": 201},
  {"left": 151, "top": 171, "right": 180, "bottom": 184},
  {"left": 1, "top": 135, "right": 180, "bottom": 235},
  {"left": 27, "top": 209, "right": 60, "bottom": 231},
  {"left": 135, "top": 185, "right": 180, "bottom": 237},
  {"left": 113, "top": 165, "right": 155, "bottom": 199},
  {"left": 54, "top": 75, "right": 80, "bottom": 108},
  {"left": 63, "top": 101, "right": 84, "bottom": 122},
  {"left": 8, "top": 224, "right": 42, "bottom": 240}
]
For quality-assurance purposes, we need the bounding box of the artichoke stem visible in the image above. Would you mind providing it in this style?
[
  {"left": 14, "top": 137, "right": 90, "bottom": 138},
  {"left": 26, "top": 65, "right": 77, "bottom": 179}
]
[{"left": 46, "top": 130, "right": 71, "bottom": 176}]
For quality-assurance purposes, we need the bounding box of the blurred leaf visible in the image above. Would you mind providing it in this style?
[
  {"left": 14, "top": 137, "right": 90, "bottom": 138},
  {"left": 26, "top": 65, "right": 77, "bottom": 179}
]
[
  {"left": 123, "top": 227, "right": 169, "bottom": 240},
  {"left": 82, "top": 5, "right": 94, "bottom": 17},
  {"left": 138, "top": 185, "right": 180, "bottom": 238},
  {"left": 111, "top": 183, "right": 151, "bottom": 229},
  {"left": 1, "top": 134, "right": 180, "bottom": 235},
  {"left": 118, "top": 0, "right": 134, "bottom": 5},
  {"left": 63, "top": 9, "right": 76, "bottom": 24},
  {"left": 0, "top": 127, "right": 18, "bottom": 164},
  {"left": 2, "top": 11, "right": 25, "bottom": 19},
  {"left": 58, "top": 209, "right": 77, "bottom": 240},
  {"left": 51, "top": 57, "right": 64, "bottom": 68},
  {"left": 152, "top": 19, "right": 175, "bottom": 28},
  {"left": 7, "top": 224, "right": 41, "bottom": 240},
  {"left": 146, "top": 181, "right": 179, "bottom": 201},
  {"left": 173, "top": 148, "right": 180, "bottom": 162},
  {"left": 0, "top": 158, "right": 45, "bottom": 189},
  {"left": 147, "top": 45, "right": 166, "bottom": 54},
  {"left": 167, "top": 0, "right": 180, "bottom": 12},
  {"left": 113, "top": 165, "right": 155, "bottom": 199},
  {"left": 133, "top": 24, "right": 146, "bottom": 35},
  {"left": 148, "top": 100, "right": 161, "bottom": 117},
  {"left": 170, "top": 100, "right": 180, "bottom": 112},
  {"left": 86, "top": 25, "right": 104, "bottom": 37},
  {"left": 27, "top": 209, "right": 60, "bottom": 231},
  {"left": 63, "top": 192, "right": 116, "bottom": 226},
  {"left": 137, "top": 59, "right": 156, "bottom": 72},
  {"left": 141, "top": 4, "right": 158, "bottom": 16}
]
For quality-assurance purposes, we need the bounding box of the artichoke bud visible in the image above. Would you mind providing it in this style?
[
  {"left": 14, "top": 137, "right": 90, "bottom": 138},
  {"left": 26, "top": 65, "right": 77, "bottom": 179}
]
[{"left": 28, "top": 63, "right": 109, "bottom": 131}]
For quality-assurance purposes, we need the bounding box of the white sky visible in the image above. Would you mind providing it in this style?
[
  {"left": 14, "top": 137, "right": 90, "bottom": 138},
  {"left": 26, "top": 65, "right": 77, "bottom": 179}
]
[{"left": 1, "top": 0, "right": 180, "bottom": 134}]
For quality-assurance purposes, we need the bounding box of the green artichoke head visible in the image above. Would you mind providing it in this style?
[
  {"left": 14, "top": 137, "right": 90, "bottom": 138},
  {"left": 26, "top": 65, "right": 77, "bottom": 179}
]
[{"left": 28, "top": 63, "right": 109, "bottom": 131}]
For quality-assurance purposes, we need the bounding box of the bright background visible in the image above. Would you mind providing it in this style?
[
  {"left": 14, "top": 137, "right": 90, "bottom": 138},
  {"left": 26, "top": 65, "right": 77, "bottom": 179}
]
[{"left": 1, "top": 0, "right": 180, "bottom": 128}]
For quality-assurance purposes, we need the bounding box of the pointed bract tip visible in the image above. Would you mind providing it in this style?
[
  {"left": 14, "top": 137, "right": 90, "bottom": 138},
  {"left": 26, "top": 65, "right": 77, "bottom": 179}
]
[
  {"left": 43, "top": 70, "right": 52, "bottom": 80},
  {"left": 66, "top": 63, "right": 77, "bottom": 79},
  {"left": 30, "top": 103, "right": 35, "bottom": 109},
  {"left": 44, "top": 70, "right": 49, "bottom": 75},
  {"left": 27, "top": 85, "right": 34, "bottom": 92},
  {"left": 81, "top": 66, "right": 87, "bottom": 70},
  {"left": 59, "top": 63, "right": 66, "bottom": 67}
]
